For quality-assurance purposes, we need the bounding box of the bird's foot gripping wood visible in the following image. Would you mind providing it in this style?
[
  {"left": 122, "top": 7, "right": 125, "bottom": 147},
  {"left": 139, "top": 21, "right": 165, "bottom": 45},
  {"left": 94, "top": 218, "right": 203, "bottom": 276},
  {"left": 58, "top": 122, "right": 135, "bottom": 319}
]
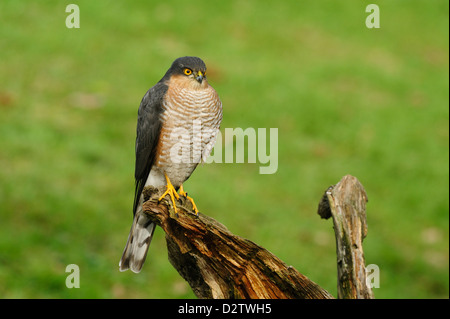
[
  {"left": 158, "top": 174, "right": 181, "bottom": 217},
  {"left": 179, "top": 184, "right": 199, "bottom": 215},
  {"left": 157, "top": 175, "right": 199, "bottom": 217}
]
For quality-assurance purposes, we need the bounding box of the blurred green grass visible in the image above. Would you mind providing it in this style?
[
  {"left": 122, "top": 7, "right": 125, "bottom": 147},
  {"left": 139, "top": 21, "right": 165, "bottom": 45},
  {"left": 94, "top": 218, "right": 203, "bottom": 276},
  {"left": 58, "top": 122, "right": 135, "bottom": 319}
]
[{"left": 0, "top": 0, "right": 448, "bottom": 298}]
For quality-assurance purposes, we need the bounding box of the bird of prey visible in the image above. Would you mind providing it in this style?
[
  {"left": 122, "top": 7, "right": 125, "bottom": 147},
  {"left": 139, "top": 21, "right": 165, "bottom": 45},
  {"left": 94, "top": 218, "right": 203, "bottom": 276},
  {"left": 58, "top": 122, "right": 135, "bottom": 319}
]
[{"left": 119, "top": 56, "right": 223, "bottom": 273}]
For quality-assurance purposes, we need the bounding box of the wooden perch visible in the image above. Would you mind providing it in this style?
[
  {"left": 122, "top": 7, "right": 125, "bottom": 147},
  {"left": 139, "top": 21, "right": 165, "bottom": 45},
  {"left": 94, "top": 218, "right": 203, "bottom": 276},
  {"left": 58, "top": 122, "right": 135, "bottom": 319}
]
[
  {"left": 141, "top": 187, "right": 333, "bottom": 299},
  {"left": 140, "top": 174, "right": 372, "bottom": 299},
  {"left": 317, "top": 175, "right": 374, "bottom": 299}
]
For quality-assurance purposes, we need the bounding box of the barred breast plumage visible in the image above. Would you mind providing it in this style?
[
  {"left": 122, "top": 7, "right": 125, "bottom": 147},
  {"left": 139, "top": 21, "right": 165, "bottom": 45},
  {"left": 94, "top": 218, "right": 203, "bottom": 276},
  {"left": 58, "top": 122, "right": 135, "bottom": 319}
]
[{"left": 151, "top": 75, "right": 222, "bottom": 188}]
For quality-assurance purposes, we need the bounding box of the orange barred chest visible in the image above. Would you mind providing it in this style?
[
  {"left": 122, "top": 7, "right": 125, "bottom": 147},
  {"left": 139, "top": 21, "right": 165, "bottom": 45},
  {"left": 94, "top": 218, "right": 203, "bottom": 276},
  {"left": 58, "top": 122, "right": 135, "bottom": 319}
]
[{"left": 153, "top": 84, "right": 222, "bottom": 187}]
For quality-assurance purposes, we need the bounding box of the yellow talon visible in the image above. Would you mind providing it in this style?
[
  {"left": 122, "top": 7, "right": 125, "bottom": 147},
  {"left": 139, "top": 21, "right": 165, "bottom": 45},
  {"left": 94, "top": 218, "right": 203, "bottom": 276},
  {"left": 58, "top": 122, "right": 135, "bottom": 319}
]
[
  {"left": 158, "top": 174, "right": 199, "bottom": 215},
  {"left": 159, "top": 174, "right": 180, "bottom": 214},
  {"left": 179, "top": 184, "right": 199, "bottom": 215}
]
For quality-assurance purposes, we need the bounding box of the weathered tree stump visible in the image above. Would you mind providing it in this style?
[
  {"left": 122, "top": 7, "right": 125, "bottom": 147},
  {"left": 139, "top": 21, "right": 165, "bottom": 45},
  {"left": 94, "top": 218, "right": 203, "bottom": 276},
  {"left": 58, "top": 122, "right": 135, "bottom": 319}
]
[
  {"left": 141, "top": 187, "right": 332, "bottom": 299},
  {"left": 139, "top": 174, "right": 373, "bottom": 299},
  {"left": 318, "top": 175, "right": 374, "bottom": 299}
]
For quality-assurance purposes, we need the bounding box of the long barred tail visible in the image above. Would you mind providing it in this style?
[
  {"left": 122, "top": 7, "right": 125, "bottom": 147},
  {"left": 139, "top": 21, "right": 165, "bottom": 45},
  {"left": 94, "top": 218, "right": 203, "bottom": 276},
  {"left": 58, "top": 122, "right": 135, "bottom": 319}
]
[{"left": 119, "top": 207, "right": 155, "bottom": 273}]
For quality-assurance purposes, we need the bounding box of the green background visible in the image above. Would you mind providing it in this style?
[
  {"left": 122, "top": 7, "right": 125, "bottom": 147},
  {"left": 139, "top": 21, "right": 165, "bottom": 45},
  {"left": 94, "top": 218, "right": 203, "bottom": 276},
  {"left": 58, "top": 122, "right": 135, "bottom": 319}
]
[{"left": 0, "top": 0, "right": 448, "bottom": 298}]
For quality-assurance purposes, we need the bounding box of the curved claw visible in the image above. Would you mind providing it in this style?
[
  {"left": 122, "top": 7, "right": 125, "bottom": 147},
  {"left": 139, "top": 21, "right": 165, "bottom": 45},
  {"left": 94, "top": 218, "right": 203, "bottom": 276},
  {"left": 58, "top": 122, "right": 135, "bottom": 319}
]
[
  {"left": 158, "top": 174, "right": 180, "bottom": 214},
  {"left": 179, "top": 184, "right": 199, "bottom": 215}
]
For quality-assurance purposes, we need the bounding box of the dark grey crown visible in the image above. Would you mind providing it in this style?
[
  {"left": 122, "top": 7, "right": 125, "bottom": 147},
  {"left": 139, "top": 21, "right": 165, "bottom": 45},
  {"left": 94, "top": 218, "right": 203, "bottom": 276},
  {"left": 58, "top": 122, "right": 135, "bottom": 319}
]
[{"left": 161, "top": 56, "right": 207, "bottom": 81}]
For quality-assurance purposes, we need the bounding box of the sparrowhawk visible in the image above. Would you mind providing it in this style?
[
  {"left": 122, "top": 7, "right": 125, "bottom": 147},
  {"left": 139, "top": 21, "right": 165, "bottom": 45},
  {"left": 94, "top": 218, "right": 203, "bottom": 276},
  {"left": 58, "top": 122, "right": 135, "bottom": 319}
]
[{"left": 119, "top": 56, "right": 223, "bottom": 273}]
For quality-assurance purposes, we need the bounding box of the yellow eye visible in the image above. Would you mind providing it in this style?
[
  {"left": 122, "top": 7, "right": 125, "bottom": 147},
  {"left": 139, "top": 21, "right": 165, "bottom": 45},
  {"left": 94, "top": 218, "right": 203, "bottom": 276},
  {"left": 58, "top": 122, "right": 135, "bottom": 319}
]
[{"left": 183, "top": 68, "right": 192, "bottom": 76}]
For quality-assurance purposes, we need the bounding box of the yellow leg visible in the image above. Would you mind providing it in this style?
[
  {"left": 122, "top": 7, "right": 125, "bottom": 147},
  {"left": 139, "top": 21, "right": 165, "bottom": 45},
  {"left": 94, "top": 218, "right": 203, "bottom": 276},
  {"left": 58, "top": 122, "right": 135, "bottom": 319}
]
[
  {"left": 179, "top": 184, "right": 199, "bottom": 215},
  {"left": 158, "top": 174, "right": 180, "bottom": 214}
]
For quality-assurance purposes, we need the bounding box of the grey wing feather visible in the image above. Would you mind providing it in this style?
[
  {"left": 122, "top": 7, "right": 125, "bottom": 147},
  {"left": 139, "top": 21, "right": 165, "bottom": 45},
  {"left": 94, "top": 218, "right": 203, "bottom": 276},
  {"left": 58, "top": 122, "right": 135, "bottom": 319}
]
[
  {"left": 119, "top": 81, "right": 168, "bottom": 273},
  {"left": 133, "top": 82, "right": 167, "bottom": 215}
]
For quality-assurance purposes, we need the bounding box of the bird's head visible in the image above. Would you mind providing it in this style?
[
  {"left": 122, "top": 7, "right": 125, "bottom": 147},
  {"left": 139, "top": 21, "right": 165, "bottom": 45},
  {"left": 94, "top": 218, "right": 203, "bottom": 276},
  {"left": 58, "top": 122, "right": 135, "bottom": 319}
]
[{"left": 165, "top": 56, "right": 208, "bottom": 89}]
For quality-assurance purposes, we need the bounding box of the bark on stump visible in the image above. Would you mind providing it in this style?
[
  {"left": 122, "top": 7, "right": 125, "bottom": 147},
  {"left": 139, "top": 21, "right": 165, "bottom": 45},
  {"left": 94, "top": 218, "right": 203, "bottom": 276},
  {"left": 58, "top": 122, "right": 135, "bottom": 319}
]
[
  {"left": 140, "top": 174, "right": 373, "bottom": 299},
  {"left": 318, "top": 175, "right": 374, "bottom": 299}
]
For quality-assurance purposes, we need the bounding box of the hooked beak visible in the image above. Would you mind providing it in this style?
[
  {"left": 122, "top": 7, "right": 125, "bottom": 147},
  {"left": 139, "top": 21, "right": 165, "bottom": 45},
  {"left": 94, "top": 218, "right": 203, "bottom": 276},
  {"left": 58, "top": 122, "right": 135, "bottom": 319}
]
[{"left": 195, "top": 71, "right": 204, "bottom": 83}]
